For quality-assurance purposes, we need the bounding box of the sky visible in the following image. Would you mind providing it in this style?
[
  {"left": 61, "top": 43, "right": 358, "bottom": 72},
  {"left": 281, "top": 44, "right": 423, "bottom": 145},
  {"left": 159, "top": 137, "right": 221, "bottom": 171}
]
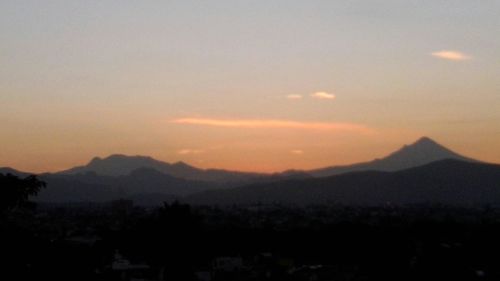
[{"left": 1, "top": 1, "right": 500, "bottom": 173}]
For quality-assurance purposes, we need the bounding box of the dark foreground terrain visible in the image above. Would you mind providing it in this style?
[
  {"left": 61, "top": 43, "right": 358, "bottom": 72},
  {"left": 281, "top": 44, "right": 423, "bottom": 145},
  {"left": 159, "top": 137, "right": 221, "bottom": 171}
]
[{"left": 2, "top": 201, "right": 500, "bottom": 281}]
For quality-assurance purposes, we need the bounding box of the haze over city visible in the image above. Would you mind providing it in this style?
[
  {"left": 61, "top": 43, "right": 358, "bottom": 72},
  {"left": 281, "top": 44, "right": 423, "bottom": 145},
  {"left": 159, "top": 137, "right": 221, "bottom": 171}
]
[{"left": 2, "top": 1, "right": 499, "bottom": 173}]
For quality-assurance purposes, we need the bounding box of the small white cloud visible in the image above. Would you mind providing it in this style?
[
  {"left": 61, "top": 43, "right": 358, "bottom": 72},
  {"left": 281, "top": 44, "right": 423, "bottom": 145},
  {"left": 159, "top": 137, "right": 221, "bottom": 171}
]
[
  {"left": 311, "top": 91, "right": 335, "bottom": 100},
  {"left": 290, "top": 149, "right": 304, "bottom": 155},
  {"left": 177, "top": 149, "right": 204, "bottom": 155},
  {"left": 431, "top": 50, "right": 471, "bottom": 61},
  {"left": 286, "top": 94, "right": 303, "bottom": 100}
]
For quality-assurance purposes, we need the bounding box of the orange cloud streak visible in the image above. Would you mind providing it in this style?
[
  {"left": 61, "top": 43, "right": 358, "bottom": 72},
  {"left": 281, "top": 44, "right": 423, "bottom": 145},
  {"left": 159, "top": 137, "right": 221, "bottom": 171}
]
[
  {"left": 311, "top": 91, "right": 336, "bottom": 99},
  {"left": 431, "top": 50, "right": 471, "bottom": 61},
  {"left": 172, "top": 118, "right": 374, "bottom": 134}
]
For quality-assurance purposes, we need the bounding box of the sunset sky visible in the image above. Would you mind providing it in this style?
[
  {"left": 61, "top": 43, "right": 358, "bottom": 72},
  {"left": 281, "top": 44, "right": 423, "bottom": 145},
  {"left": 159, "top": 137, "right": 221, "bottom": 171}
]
[{"left": 1, "top": 1, "right": 500, "bottom": 173}]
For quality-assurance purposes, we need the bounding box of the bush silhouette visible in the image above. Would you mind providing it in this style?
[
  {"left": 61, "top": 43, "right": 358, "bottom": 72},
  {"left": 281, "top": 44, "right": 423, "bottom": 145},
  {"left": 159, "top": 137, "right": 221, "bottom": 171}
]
[{"left": 0, "top": 173, "right": 46, "bottom": 213}]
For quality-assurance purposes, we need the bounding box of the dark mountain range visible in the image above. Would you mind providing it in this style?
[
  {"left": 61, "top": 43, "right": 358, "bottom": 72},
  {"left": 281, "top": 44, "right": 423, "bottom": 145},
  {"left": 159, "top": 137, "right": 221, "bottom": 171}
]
[
  {"left": 57, "top": 154, "right": 265, "bottom": 183},
  {"left": 186, "top": 159, "right": 500, "bottom": 206},
  {"left": 56, "top": 136, "right": 474, "bottom": 181},
  {"left": 33, "top": 168, "right": 314, "bottom": 204},
  {"left": 309, "top": 137, "right": 477, "bottom": 177},
  {"left": 0, "top": 164, "right": 310, "bottom": 205},
  {"left": 34, "top": 167, "right": 217, "bottom": 203},
  {"left": 0, "top": 167, "right": 30, "bottom": 177},
  {"left": 0, "top": 137, "right": 489, "bottom": 205},
  {"left": 7, "top": 137, "right": 474, "bottom": 183}
]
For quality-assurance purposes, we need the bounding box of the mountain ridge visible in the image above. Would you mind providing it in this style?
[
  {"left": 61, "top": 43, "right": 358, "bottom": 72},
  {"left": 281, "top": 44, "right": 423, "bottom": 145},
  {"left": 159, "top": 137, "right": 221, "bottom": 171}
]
[
  {"left": 56, "top": 154, "right": 264, "bottom": 183},
  {"left": 1, "top": 137, "right": 482, "bottom": 182},
  {"left": 309, "top": 136, "right": 478, "bottom": 177},
  {"left": 1, "top": 137, "right": 496, "bottom": 206},
  {"left": 186, "top": 159, "right": 500, "bottom": 206}
]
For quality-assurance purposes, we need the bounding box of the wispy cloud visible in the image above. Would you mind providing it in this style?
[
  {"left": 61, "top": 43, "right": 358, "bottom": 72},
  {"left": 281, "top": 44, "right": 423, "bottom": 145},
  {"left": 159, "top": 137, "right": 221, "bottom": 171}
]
[
  {"left": 431, "top": 50, "right": 471, "bottom": 61},
  {"left": 290, "top": 149, "right": 304, "bottom": 155},
  {"left": 172, "top": 118, "right": 373, "bottom": 134},
  {"left": 311, "top": 91, "right": 336, "bottom": 100},
  {"left": 286, "top": 94, "right": 303, "bottom": 100},
  {"left": 177, "top": 149, "right": 204, "bottom": 155}
]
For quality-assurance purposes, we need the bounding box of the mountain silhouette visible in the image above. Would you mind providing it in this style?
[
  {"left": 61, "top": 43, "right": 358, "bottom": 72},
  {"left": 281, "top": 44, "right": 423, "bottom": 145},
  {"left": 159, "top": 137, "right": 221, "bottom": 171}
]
[
  {"left": 0, "top": 167, "right": 30, "bottom": 177},
  {"left": 58, "top": 154, "right": 199, "bottom": 177},
  {"left": 57, "top": 154, "right": 264, "bottom": 183},
  {"left": 29, "top": 168, "right": 314, "bottom": 205},
  {"left": 36, "top": 137, "right": 478, "bottom": 182},
  {"left": 186, "top": 159, "right": 500, "bottom": 206},
  {"left": 2, "top": 137, "right": 491, "bottom": 206},
  {"left": 309, "top": 137, "right": 477, "bottom": 177},
  {"left": 35, "top": 167, "right": 217, "bottom": 203}
]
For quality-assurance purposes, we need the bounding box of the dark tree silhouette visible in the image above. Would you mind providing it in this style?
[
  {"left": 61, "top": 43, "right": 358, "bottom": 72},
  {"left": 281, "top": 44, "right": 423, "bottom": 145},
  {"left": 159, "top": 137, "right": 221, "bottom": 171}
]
[{"left": 0, "top": 173, "right": 46, "bottom": 213}]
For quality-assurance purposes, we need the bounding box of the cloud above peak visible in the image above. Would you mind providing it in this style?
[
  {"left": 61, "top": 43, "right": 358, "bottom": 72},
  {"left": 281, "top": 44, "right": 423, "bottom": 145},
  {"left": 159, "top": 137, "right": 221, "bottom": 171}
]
[
  {"left": 286, "top": 94, "right": 303, "bottom": 100},
  {"left": 431, "top": 50, "right": 471, "bottom": 61},
  {"left": 311, "top": 91, "right": 336, "bottom": 99},
  {"left": 172, "top": 117, "right": 373, "bottom": 134},
  {"left": 285, "top": 91, "right": 336, "bottom": 101},
  {"left": 177, "top": 149, "right": 204, "bottom": 155}
]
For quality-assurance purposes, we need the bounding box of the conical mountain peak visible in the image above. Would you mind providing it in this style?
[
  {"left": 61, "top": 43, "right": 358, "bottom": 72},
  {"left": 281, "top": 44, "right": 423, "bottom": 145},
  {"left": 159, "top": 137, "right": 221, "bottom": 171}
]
[
  {"left": 413, "top": 136, "right": 439, "bottom": 146},
  {"left": 397, "top": 136, "right": 449, "bottom": 154},
  {"left": 383, "top": 137, "right": 473, "bottom": 166},
  {"left": 310, "top": 137, "right": 478, "bottom": 177}
]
